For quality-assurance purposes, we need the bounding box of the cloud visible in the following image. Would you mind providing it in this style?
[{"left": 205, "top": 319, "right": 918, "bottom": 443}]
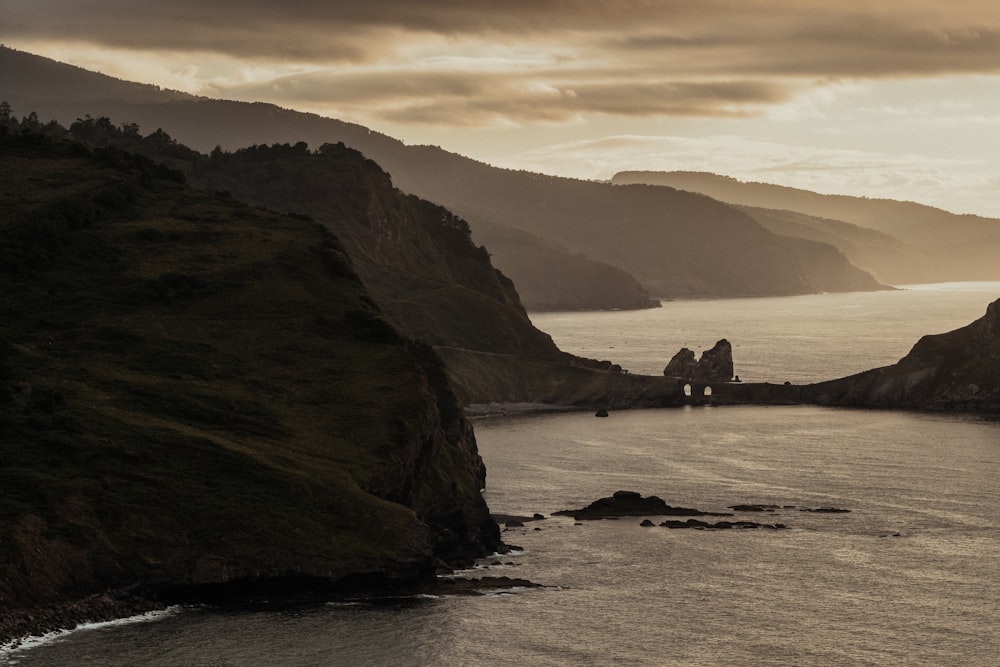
[
  {"left": 7, "top": 2, "right": 1000, "bottom": 73},
  {"left": 7, "top": 2, "right": 1000, "bottom": 125},
  {"left": 7, "top": 1, "right": 1000, "bottom": 216},
  {"left": 242, "top": 72, "right": 790, "bottom": 125}
]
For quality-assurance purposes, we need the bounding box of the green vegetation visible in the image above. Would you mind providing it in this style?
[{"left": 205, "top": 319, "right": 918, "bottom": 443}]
[{"left": 0, "top": 130, "right": 498, "bottom": 617}]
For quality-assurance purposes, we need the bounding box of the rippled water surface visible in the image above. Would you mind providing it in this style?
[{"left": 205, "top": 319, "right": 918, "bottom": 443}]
[
  {"left": 529, "top": 281, "right": 1000, "bottom": 381},
  {"left": 5, "top": 284, "right": 1000, "bottom": 666}
]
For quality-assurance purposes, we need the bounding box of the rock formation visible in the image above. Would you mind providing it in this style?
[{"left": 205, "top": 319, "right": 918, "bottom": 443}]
[
  {"left": 663, "top": 339, "right": 734, "bottom": 382},
  {"left": 552, "top": 491, "right": 731, "bottom": 520},
  {"left": 663, "top": 348, "right": 697, "bottom": 379}
]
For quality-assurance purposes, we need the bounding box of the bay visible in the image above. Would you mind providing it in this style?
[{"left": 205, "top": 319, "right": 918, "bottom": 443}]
[
  {"left": 4, "top": 283, "right": 999, "bottom": 666},
  {"left": 529, "top": 281, "right": 1000, "bottom": 381}
]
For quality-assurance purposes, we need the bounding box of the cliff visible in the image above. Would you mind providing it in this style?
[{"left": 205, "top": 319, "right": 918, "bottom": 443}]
[
  {"left": 0, "top": 132, "right": 499, "bottom": 639},
  {"left": 46, "top": 117, "right": 652, "bottom": 406},
  {"left": 806, "top": 298, "right": 1000, "bottom": 412},
  {"left": 701, "top": 298, "right": 1000, "bottom": 413}
]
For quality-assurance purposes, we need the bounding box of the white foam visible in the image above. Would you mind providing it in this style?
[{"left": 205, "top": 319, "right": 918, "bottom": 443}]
[{"left": 1, "top": 607, "right": 179, "bottom": 661}]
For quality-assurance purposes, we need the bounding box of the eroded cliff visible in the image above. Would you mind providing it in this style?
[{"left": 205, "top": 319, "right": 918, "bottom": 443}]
[{"left": 0, "top": 132, "right": 499, "bottom": 639}]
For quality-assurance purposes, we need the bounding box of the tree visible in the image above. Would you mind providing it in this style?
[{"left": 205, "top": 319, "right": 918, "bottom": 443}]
[
  {"left": 120, "top": 122, "right": 141, "bottom": 138},
  {"left": 0, "top": 101, "right": 11, "bottom": 122}
]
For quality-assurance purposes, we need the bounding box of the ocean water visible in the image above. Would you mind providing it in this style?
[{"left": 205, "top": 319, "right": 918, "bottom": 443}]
[
  {"left": 529, "top": 281, "right": 1000, "bottom": 382},
  {"left": 4, "top": 283, "right": 1000, "bottom": 666}
]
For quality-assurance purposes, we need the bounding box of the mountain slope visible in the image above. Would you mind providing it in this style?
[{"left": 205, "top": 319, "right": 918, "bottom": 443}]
[
  {"left": 469, "top": 219, "right": 659, "bottom": 311},
  {"left": 74, "top": 126, "right": 631, "bottom": 403},
  {"left": 807, "top": 298, "right": 1000, "bottom": 411},
  {"left": 735, "top": 205, "right": 921, "bottom": 285},
  {"left": 613, "top": 170, "right": 1000, "bottom": 285},
  {"left": 0, "top": 47, "right": 652, "bottom": 312},
  {"left": 0, "top": 46, "right": 883, "bottom": 301},
  {"left": 0, "top": 131, "right": 499, "bottom": 633}
]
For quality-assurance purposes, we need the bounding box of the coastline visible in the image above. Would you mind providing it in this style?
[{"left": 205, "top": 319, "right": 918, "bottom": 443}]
[
  {"left": 464, "top": 402, "right": 581, "bottom": 419},
  {"left": 0, "top": 591, "right": 167, "bottom": 651}
]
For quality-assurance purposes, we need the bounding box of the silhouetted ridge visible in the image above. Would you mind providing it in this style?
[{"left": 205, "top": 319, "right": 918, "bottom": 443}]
[
  {"left": 613, "top": 170, "right": 1000, "bottom": 285},
  {"left": 1, "top": 46, "right": 885, "bottom": 303}
]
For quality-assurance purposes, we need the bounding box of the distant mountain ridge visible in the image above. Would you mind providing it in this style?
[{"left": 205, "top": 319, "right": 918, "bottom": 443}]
[
  {"left": 613, "top": 170, "right": 1000, "bottom": 285},
  {"left": 0, "top": 45, "right": 886, "bottom": 303}
]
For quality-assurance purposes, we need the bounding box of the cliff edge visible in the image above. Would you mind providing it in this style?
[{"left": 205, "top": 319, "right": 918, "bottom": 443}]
[
  {"left": 0, "top": 131, "right": 499, "bottom": 641},
  {"left": 806, "top": 298, "right": 1000, "bottom": 412}
]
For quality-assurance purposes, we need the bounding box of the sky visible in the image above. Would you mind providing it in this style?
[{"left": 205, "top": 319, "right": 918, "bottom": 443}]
[{"left": 4, "top": 1, "right": 1000, "bottom": 216}]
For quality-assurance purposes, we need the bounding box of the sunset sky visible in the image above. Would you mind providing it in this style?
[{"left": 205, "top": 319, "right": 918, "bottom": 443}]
[{"left": 4, "top": 1, "right": 1000, "bottom": 216}]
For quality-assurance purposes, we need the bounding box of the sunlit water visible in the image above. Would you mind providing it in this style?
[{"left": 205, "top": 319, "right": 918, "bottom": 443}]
[
  {"left": 4, "top": 283, "right": 1000, "bottom": 666},
  {"left": 530, "top": 281, "right": 1000, "bottom": 381}
]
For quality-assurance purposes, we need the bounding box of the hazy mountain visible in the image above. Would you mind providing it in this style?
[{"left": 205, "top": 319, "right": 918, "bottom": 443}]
[
  {"left": 469, "top": 219, "right": 658, "bottom": 311},
  {"left": 0, "top": 46, "right": 884, "bottom": 301},
  {"left": 734, "top": 205, "right": 922, "bottom": 285},
  {"left": 0, "top": 46, "right": 650, "bottom": 311},
  {"left": 0, "top": 130, "right": 499, "bottom": 635},
  {"left": 613, "top": 170, "right": 1000, "bottom": 285},
  {"left": 368, "top": 147, "right": 886, "bottom": 298}
]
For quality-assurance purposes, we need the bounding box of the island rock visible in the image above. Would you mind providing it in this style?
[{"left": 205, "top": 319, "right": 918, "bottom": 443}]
[
  {"left": 553, "top": 491, "right": 731, "bottom": 520},
  {"left": 664, "top": 339, "right": 734, "bottom": 382}
]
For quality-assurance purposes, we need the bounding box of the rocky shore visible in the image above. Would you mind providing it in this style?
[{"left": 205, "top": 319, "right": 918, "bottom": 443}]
[
  {"left": 553, "top": 491, "right": 731, "bottom": 520},
  {"left": 0, "top": 591, "right": 165, "bottom": 649}
]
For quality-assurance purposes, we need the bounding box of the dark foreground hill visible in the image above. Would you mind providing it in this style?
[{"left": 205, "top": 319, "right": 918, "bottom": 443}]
[
  {"left": 50, "top": 115, "right": 660, "bottom": 405},
  {"left": 0, "top": 132, "right": 500, "bottom": 640},
  {"left": 0, "top": 46, "right": 884, "bottom": 303}
]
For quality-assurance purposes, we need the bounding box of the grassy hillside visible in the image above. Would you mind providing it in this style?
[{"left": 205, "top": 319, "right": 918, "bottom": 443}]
[
  {"left": 807, "top": 299, "right": 1000, "bottom": 412},
  {"left": 42, "top": 115, "right": 649, "bottom": 405},
  {"left": 0, "top": 46, "right": 881, "bottom": 301},
  {"left": 0, "top": 131, "right": 498, "bottom": 625}
]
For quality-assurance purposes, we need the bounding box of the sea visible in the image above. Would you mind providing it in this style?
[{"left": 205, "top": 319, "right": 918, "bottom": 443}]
[{"left": 3, "top": 282, "right": 999, "bottom": 666}]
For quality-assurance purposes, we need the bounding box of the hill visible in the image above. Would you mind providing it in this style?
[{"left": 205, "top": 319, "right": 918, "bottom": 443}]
[
  {"left": 613, "top": 170, "right": 1000, "bottom": 285},
  {"left": 51, "top": 114, "right": 657, "bottom": 405},
  {"left": 0, "top": 45, "right": 884, "bottom": 302},
  {"left": 734, "top": 205, "right": 921, "bottom": 285},
  {"left": 807, "top": 298, "right": 1000, "bottom": 412},
  {"left": 0, "top": 130, "right": 499, "bottom": 639}
]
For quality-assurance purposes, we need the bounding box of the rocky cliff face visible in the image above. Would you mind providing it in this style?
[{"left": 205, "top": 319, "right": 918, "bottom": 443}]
[
  {"left": 0, "top": 131, "right": 499, "bottom": 638},
  {"left": 807, "top": 299, "right": 1000, "bottom": 411},
  {"left": 663, "top": 340, "right": 734, "bottom": 382}
]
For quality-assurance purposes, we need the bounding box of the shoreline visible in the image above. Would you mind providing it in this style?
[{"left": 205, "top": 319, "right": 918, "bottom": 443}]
[
  {"left": 464, "top": 402, "right": 581, "bottom": 418},
  {"left": 0, "top": 569, "right": 545, "bottom": 656},
  {"left": 0, "top": 591, "right": 167, "bottom": 651}
]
